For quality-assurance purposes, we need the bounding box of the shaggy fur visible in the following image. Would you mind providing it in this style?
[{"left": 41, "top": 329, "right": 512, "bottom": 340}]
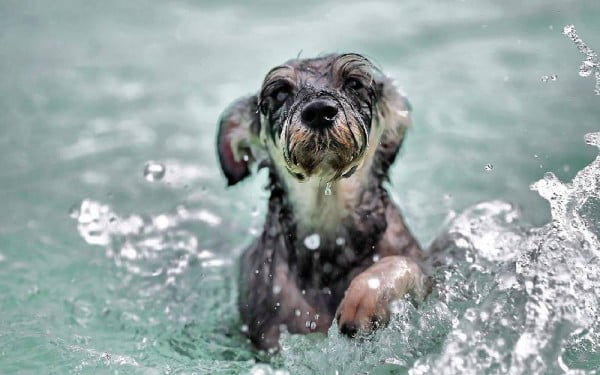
[{"left": 217, "top": 53, "right": 429, "bottom": 351}]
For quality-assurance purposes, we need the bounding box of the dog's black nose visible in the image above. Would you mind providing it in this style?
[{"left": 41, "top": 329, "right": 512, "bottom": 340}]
[{"left": 301, "top": 99, "right": 338, "bottom": 129}]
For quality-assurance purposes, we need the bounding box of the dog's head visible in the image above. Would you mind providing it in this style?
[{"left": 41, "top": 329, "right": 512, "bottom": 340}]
[{"left": 217, "top": 53, "right": 411, "bottom": 186}]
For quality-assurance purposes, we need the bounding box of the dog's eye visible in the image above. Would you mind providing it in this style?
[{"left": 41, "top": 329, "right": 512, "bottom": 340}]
[
  {"left": 272, "top": 87, "right": 290, "bottom": 104},
  {"left": 344, "top": 78, "right": 363, "bottom": 91}
]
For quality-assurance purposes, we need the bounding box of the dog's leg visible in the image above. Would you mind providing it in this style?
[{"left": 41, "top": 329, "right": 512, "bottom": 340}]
[{"left": 335, "top": 256, "right": 430, "bottom": 337}]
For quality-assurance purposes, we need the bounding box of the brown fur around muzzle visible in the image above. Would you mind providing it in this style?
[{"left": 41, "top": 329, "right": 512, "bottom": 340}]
[{"left": 282, "top": 93, "right": 368, "bottom": 180}]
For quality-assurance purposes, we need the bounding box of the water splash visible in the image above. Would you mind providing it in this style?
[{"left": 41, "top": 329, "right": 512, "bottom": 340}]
[
  {"left": 70, "top": 199, "right": 227, "bottom": 283},
  {"left": 261, "top": 133, "right": 600, "bottom": 374},
  {"left": 562, "top": 25, "right": 600, "bottom": 95}
]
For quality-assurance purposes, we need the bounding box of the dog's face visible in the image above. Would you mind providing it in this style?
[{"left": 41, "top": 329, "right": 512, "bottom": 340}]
[
  {"left": 217, "top": 53, "right": 411, "bottom": 187},
  {"left": 258, "top": 54, "right": 377, "bottom": 181}
]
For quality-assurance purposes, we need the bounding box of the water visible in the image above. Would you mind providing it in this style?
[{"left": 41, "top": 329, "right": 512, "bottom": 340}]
[{"left": 1, "top": 0, "right": 599, "bottom": 374}]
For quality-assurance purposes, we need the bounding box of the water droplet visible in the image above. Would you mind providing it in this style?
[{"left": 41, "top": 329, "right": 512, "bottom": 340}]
[
  {"left": 484, "top": 163, "right": 494, "bottom": 171},
  {"left": 303, "top": 233, "right": 320, "bottom": 250},
  {"left": 242, "top": 154, "right": 249, "bottom": 162},
  {"left": 373, "top": 254, "right": 381, "bottom": 262},
  {"left": 335, "top": 237, "right": 345, "bottom": 246},
  {"left": 367, "top": 278, "right": 380, "bottom": 289},
  {"left": 153, "top": 215, "right": 170, "bottom": 231},
  {"left": 584, "top": 132, "right": 600, "bottom": 147},
  {"left": 310, "top": 321, "right": 317, "bottom": 330},
  {"left": 464, "top": 309, "right": 476, "bottom": 321},
  {"left": 324, "top": 182, "right": 332, "bottom": 196},
  {"left": 563, "top": 24, "right": 575, "bottom": 35},
  {"left": 273, "top": 285, "right": 282, "bottom": 295},
  {"left": 68, "top": 204, "right": 80, "bottom": 219},
  {"left": 579, "top": 60, "right": 594, "bottom": 77},
  {"left": 541, "top": 75, "right": 550, "bottom": 83},
  {"left": 295, "top": 309, "right": 301, "bottom": 317},
  {"left": 240, "top": 324, "right": 249, "bottom": 333},
  {"left": 143, "top": 161, "right": 166, "bottom": 182}
]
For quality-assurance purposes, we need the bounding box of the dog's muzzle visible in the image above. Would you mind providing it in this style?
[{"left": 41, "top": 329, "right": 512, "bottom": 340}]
[{"left": 281, "top": 96, "right": 368, "bottom": 181}]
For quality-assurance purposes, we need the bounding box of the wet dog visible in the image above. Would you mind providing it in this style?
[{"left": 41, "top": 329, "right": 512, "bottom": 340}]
[{"left": 216, "top": 53, "right": 430, "bottom": 351}]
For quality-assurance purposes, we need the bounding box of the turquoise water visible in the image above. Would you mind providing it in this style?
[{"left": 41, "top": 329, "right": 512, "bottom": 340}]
[{"left": 1, "top": 1, "right": 599, "bottom": 374}]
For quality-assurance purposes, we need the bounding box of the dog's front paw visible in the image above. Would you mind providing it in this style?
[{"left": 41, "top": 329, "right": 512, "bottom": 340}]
[
  {"left": 335, "top": 272, "right": 390, "bottom": 337},
  {"left": 335, "top": 256, "right": 429, "bottom": 337}
]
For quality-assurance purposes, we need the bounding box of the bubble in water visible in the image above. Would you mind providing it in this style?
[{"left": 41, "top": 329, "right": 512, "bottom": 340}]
[
  {"left": 143, "top": 161, "right": 166, "bottom": 182},
  {"left": 324, "top": 182, "right": 332, "bottom": 196},
  {"left": 335, "top": 237, "right": 345, "bottom": 246},
  {"left": 310, "top": 321, "right": 317, "bottom": 330},
  {"left": 484, "top": 163, "right": 494, "bottom": 171},
  {"left": 304, "top": 233, "right": 320, "bottom": 250}
]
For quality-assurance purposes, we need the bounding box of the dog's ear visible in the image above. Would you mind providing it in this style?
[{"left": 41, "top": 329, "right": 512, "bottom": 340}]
[
  {"left": 216, "top": 95, "right": 263, "bottom": 186},
  {"left": 372, "top": 76, "right": 413, "bottom": 178}
]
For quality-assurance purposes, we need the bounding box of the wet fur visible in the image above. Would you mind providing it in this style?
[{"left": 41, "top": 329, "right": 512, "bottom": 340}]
[{"left": 217, "top": 54, "right": 427, "bottom": 350}]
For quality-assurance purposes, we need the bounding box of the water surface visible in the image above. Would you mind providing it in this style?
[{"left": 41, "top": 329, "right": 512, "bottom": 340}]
[{"left": 1, "top": 1, "right": 599, "bottom": 374}]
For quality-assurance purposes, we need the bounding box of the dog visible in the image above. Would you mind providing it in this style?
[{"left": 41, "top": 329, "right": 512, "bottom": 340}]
[{"left": 216, "top": 53, "right": 430, "bottom": 351}]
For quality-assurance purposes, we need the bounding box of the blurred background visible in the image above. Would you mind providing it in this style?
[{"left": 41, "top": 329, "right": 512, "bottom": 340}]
[{"left": 0, "top": 0, "right": 599, "bottom": 373}]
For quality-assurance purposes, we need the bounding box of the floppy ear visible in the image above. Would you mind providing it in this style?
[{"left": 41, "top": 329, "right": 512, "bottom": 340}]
[
  {"left": 216, "top": 95, "right": 263, "bottom": 186},
  {"left": 372, "top": 76, "right": 413, "bottom": 178}
]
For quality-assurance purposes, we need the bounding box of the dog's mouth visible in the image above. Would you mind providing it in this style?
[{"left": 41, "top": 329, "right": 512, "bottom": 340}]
[{"left": 281, "top": 101, "right": 369, "bottom": 181}]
